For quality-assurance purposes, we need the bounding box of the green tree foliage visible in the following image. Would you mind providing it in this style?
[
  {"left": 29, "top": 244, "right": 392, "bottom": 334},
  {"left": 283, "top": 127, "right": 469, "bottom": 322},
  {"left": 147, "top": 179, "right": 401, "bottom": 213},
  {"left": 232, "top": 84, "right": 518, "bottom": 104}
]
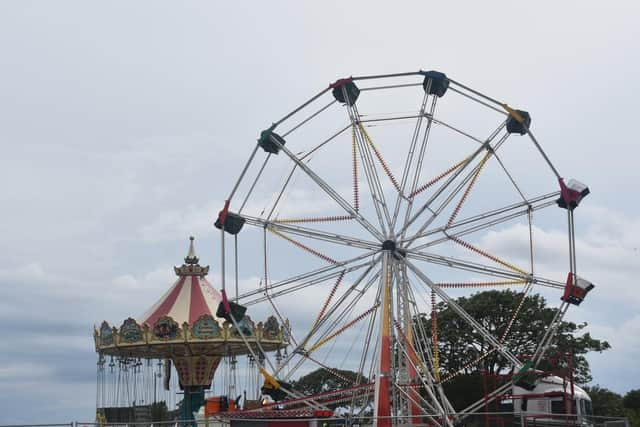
[
  {"left": 416, "top": 290, "right": 610, "bottom": 384},
  {"left": 623, "top": 389, "right": 640, "bottom": 426},
  {"left": 624, "top": 389, "right": 640, "bottom": 411},
  {"left": 583, "top": 385, "right": 625, "bottom": 417},
  {"left": 440, "top": 372, "right": 485, "bottom": 410},
  {"left": 291, "top": 368, "right": 369, "bottom": 410},
  {"left": 291, "top": 368, "right": 368, "bottom": 395}
]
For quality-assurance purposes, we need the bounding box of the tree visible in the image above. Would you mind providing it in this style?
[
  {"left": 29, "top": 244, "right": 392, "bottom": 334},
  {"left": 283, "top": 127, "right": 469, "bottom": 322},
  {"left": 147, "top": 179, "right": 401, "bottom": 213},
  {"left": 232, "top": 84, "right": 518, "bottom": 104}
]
[
  {"left": 416, "top": 290, "right": 610, "bottom": 384},
  {"left": 624, "top": 389, "right": 640, "bottom": 412},
  {"left": 440, "top": 372, "right": 485, "bottom": 411},
  {"left": 623, "top": 389, "right": 640, "bottom": 426},
  {"left": 291, "top": 368, "right": 370, "bottom": 411},
  {"left": 583, "top": 385, "right": 625, "bottom": 417}
]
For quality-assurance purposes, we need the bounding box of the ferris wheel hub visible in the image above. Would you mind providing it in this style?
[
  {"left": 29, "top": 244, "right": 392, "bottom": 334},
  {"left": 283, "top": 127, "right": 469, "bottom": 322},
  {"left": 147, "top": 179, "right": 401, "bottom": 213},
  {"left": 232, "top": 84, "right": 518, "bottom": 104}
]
[
  {"left": 381, "top": 240, "right": 407, "bottom": 260},
  {"left": 381, "top": 240, "right": 397, "bottom": 251}
]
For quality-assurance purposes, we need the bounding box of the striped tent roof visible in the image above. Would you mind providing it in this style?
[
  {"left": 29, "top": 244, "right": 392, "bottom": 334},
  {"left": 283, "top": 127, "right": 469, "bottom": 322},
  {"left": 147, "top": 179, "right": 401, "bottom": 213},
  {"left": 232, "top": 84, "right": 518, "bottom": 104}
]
[{"left": 139, "top": 237, "right": 225, "bottom": 326}]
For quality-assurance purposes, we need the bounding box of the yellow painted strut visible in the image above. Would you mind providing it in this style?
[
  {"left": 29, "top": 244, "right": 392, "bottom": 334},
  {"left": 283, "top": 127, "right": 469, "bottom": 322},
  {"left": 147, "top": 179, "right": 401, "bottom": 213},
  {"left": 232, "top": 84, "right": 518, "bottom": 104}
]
[
  {"left": 260, "top": 367, "right": 281, "bottom": 389},
  {"left": 502, "top": 104, "right": 525, "bottom": 123}
]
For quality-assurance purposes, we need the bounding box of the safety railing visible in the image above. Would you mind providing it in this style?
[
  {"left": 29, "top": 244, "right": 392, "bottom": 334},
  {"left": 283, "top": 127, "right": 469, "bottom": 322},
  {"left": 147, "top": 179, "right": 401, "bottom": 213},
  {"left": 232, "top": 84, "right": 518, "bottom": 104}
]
[{"left": 0, "top": 413, "right": 630, "bottom": 427}]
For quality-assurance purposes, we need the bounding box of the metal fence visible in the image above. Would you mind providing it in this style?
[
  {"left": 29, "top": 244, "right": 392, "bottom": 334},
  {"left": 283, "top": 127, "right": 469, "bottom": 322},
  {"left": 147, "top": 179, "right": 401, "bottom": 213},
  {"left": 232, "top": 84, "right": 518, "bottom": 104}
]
[{"left": 0, "top": 413, "right": 631, "bottom": 427}]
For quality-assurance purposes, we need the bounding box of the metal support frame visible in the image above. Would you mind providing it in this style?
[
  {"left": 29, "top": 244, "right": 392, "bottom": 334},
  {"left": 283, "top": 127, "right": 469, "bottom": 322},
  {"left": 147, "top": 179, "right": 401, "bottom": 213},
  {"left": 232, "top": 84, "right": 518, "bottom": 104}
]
[{"left": 212, "top": 69, "right": 585, "bottom": 426}]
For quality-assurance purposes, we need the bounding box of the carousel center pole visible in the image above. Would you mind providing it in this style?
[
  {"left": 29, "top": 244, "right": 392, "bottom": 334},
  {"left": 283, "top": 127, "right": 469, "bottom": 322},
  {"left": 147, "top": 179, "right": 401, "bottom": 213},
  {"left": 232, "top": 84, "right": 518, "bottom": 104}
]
[{"left": 182, "top": 385, "right": 205, "bottom": 426}]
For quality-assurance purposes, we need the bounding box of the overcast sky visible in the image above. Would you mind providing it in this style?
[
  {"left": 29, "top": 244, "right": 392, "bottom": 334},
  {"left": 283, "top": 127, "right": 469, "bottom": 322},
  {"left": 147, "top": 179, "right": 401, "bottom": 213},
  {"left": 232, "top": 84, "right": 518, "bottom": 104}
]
[{"left": 1, "top": 1, "right": 639, "bottom": 424}]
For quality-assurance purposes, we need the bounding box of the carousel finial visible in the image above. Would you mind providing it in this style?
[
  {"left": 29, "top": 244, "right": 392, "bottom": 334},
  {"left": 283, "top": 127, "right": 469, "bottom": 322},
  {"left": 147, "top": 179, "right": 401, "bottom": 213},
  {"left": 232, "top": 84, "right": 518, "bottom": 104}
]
[
  {"left": 173, "top": 236, "right": 208, "bottom": 276},
  {"left": 185, "top": 236, "right": 199, "bottom": 264}
]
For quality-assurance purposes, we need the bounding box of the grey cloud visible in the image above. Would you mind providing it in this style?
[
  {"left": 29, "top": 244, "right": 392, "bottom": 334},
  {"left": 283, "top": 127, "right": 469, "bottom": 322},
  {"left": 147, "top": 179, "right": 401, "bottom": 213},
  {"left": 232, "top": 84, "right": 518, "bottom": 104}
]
[{"left": 1, "top": 0, "right": 640, "bottom": 423}]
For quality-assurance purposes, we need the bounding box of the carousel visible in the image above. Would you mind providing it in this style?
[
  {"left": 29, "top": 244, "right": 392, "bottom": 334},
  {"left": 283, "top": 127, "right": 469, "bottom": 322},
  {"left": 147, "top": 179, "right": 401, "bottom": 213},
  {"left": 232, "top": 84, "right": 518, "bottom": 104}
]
[{"left": 94, "top": 237, "right": 289, "bottom": 423}]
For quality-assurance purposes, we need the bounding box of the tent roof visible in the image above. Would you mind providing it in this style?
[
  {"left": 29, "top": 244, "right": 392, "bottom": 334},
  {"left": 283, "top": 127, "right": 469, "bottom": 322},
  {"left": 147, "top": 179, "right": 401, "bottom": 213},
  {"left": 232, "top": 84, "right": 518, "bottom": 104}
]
[{"left": 139, "top": 237, "right": 225, "bottom": 326}]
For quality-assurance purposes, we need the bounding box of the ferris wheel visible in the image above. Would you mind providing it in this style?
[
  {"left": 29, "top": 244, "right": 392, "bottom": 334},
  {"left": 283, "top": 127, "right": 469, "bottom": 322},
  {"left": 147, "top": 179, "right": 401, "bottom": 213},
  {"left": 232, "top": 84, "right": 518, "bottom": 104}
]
[{"left": 214, "top": 70, "right": 594, "bottom": 426}]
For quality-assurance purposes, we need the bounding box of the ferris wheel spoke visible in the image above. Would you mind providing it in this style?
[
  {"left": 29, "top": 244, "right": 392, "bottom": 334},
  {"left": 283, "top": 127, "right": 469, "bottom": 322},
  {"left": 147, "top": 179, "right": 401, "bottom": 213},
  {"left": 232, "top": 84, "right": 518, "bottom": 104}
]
[
  {"left": 269, "top": 135, "right": 385, "bottom": 241},
  {"left": 391, "top": 90, "right": 433, "bottom": 231},
  {"left": 400, "top": 122, "right": 508, "bottom": 242},
  {"left": 391, "top": 314, "right": 434, "bottom": 389},
  {"left": 243, "top": 215, "right": 379, "bottom": 251},
  {"left": 306, "top": 280, "right": 381, "bottom": 357},
  {"left": 532, "top": 301, "right": 571, "bottom": 364},
  {"left": 353, "top": 124, "right": 392, "bottom": 234},
  {"left": 449, "top": 234, "right": 529, "bottom": 275},
  {"left": 313, "top": 267, "right": 381, "bottom": 333},
  {"left": 395, "top": 88, "right": 431, "bottom": 197},
  {"left": 403, "top": 258, "right": 523, "bottom": 369},
  {"left": 405, "top": 130, "right": 511, "bottom": 248},
  {"left": 391, "top": 329, "right": 453, "bottom": 423},
  {"left": 406, "top": 283, "right": 442, "bottom": 396},
  {"left": 446, "top": 76, "right": 563, "bottom": 181},
  {"left": 298, "top": 261, "right": 382, "bottom": 354},
  {"left": 396, "top": 96, "right": 439, "bottom": 237},
  {"left": 430, "top": 116, "right": 488, "bottom": 145},
  {"left": 406, "top": 249, "right": 530, "bottom": 283},
  {"left": 345, "top": 101, "right": 394, "bottom": 235},
  {"left": 306, "top": 303, "right": 380, "bottom": 355},
  {"left": 407, "top": 192, "right": 559, "bottom": 249},
  {"left": 354, "top": 271, "right": 383, "bottom": 399},
  {"left": 298, "top": 123, "right": 352, "bottom": 161},
  {"left": 458, "top": 382, "right": 513, "bottom": 422},
  {"left": 492, "top": 149, "right": 529, "bottom": 202},
  {"left": 407, "top": 250, "right": 566, "bottom": 291},
  {"left": 357, "top": 121, "right": 401, "bottom": 202},
  {"left": 243, "top": 262, "right": 376, "bottom": 307},
  {"left": 415, "top": 204, "right": 551, "bottom": 250},
  {"left": 261, "top": 125, "right": 354, "bottom": 223},
  {"left": 392, "top": 382, "right": 440, "bottom": 421},
  {"left": 280, "top": 266, "right": 382, "bottom": 381},
  {"left": 238, "top": 250, "right": 379, "bottom": 304},
  {"left": 337, "top": 83, "right": 392, "bottom": 235},
  {"left": 392, "top": 332, "right": 449, "bottom": 418}
]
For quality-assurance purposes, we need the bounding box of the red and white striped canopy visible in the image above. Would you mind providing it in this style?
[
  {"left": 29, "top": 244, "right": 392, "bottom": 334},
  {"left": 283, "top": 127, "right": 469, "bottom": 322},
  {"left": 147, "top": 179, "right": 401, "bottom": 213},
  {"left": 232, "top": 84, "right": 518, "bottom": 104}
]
[
  {"left": 140, "top": 275, "right": 224, "bottom": 327},
  {"left": 139, "top": 237, "right": 225, "bottom": 327}
]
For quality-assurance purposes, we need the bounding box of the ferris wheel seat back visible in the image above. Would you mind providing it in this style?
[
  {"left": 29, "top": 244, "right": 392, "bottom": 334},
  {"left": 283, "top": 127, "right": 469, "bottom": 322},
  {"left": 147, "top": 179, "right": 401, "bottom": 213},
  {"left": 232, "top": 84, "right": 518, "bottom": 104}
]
[
  {"left": 513, "top": 360, "right": 538, "bottom": 390},
  {"left": 258, "top": 127, "right": 287, "bottom": 154},
  {"left": 419, "top": 70, "right": 449, "bottom": 97},
  {"left": 216, "top": 289, "right": 248, "bottom": 322},
  {"left": 330, "top": 78, "right": 360, "bottom": 105},
  {"left": 215, "top": 210, "right": 245, "bottom": 235},
  {"left": 261, "top": 379, "right": 291, "bottom": 401},
  {"left": 557, "top": 178, "right": 590, "bottom": 210},
  {"left": 506, "top": 109, "right": 532, "bottom": 135},
  {"left": 561, "top": 273, "right": 595, "bottom": 306}
]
